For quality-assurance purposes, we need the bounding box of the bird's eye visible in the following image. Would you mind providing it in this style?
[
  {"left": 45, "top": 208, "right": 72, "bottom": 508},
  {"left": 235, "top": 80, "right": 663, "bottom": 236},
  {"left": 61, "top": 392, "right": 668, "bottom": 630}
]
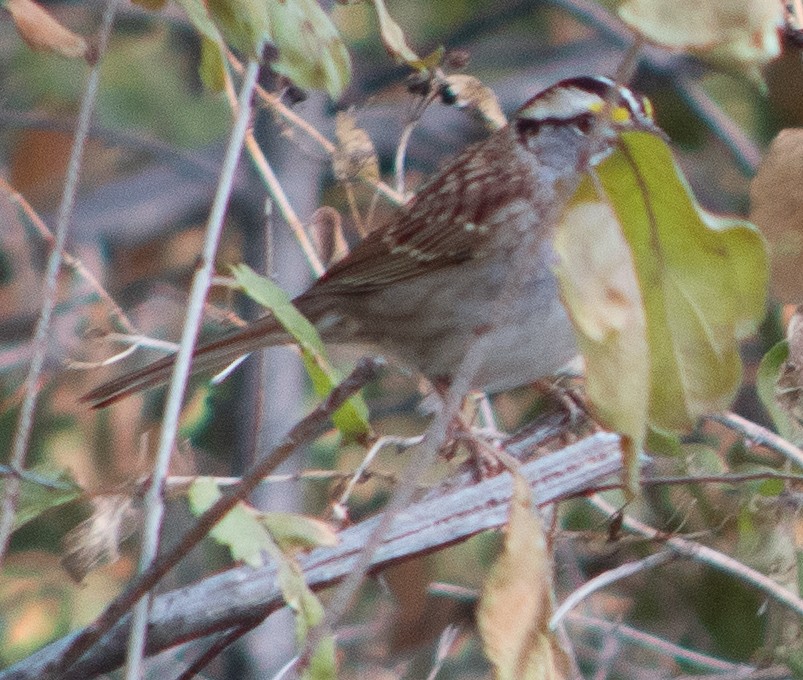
[{"left": 574, "top": 113, "right": 595, "bottom": 134}]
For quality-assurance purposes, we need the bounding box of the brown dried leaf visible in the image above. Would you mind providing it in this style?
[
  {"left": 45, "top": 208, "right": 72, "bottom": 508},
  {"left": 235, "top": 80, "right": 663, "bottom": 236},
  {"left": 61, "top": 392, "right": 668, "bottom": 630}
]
[
  {"left": 130, "top": 0, "right": 167, "bottom": 9},
  {"left": 751, "top": 129, "right": 803, "bottom": 304},
  {"left": 776, "top": 306, "right": 803, "bottom": 428},
  {"left": 61, "top": 495, "right": 141, "bottom": 583},
  {"left": 477, "top": 472, "right": 568, "bottom": 680},
  {"left": 333, "top": 110, "right": 380, "bottom": 183},
  {"left": 6, "top": 0, "right": 92, "bottom": 62},
  {"left": 442, "top": 74, "right": 507, "bottom": 131}
]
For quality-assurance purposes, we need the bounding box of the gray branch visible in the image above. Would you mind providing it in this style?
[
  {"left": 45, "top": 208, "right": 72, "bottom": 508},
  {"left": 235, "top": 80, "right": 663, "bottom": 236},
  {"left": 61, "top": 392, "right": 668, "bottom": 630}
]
[{"left": 0, "top": 431, "right": 625, "bottom": 680}]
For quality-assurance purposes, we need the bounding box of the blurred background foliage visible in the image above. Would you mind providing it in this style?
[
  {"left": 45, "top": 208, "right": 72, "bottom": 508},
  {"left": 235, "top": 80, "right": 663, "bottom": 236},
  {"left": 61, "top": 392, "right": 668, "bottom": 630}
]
[{"left": 0, "top": 0, "right": 797, "bottom": 678}]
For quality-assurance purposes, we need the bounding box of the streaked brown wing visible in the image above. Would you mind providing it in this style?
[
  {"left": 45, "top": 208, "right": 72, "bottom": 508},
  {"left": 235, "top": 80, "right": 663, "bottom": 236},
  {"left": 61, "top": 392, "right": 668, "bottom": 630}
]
[{"left": 315, "top": 129, "right": 527, "bottom": 294}]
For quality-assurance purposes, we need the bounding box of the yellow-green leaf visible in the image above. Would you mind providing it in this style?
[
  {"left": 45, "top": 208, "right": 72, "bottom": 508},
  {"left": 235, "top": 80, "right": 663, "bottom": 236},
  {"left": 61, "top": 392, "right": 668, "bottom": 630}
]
[
  {"left": 204, "top": 0, "right": 271, "bottom": 59},
  {"left": 757, "top": 340, "right": 795, "bottom": 440},
  {"left": 5, "top": 465, "right": 82, "bottom": 531},
  {"left": 368, "top": 0, "right": 421, "bottom": 66},
  {"left": 271, "top": 536, "right": 337, "bottom": 679},
  {"left": 266, "top": 0, "right": 351, "bottom": 98},
  {"left": 260, "top": 511, "right": 339, "bottom": 554},
  {"left": 231, "top": 264, "right": 371, "bottom": 441},
  {"left": 174, "top": 0, "right": 225, "bottom": 46},
  {"left": 591, "top": 131, "right": 767, "bottom": 432},
  {"left": 554, "top": 199, "right": 648, "bottom": 494},
  {"left": 188, "top": 477, "right": 271, "bottom": 567},
  {"left": 554, "top": 201, "right": 649, "bottom": 439},
  {"left": 199, "top": 35, "right": 226, "bottom": 93}
]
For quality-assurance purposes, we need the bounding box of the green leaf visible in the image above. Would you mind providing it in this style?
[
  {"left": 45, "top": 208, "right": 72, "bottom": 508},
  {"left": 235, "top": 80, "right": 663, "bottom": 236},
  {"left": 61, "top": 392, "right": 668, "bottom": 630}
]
[
  {"left": 173, "top": 0, "right": 225, "bottom": 46},
  {"left": 231, "top": 264, "right": 372, "bottom": 441},
  {"left": 554, "top": 199, "right": 648, "bottom": 494},
  {"left": 304, "top": 633, "right": 337, "bottom": 680},
  {"left": 757, "top": 340, "right": 795, "bottom": 439},
  {"left": 260, "top": 511, "right": 338, "bottom": 554},
  {"left": 266, "top": 0, "right": 351, "bottom": 98},
  {"left": 591, "top": 131, "right": 768, "bottom": 432},
  {"left": 187, "top": 477, "right": 271, "bottom": 567},
  {"left": 269, "top": 527, "right": 337, "bottom": 679},
  {"left": 758, "top": 477, "right": 785, "bottom": 497},
  {"left": 189, "top": 477, "right": 337, "bottom": 674},
  {"left": 5, "top": 465, "right": 82, "bottom": 531},
  {"left": 199, "top": 35, "right": 226, "bottom": 92},
  {"left": 204, "top": 0, "right": 271, "bottom": 59},
  {"left": 278, "top": 562, "right": 337, "bottom": 679}
]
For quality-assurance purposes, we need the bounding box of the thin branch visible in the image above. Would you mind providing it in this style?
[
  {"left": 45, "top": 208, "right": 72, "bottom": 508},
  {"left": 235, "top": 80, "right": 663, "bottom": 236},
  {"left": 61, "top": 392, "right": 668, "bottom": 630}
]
[
  {"left": 123, "top": 59, "right": 261, "bottom": 678},
  {"left": 0, "top": 179, "right": 136, "bottom": 335},
  {"left": 589, "top": 495, "right": 803, "bottom": 619},
  {"left": 224, "top": 74, "right": 326, "bottom": 277},
  {"left": 333, "top": 435, "right": 423, "bottom": 513},
  {"left": 425, "top": 624, "right": 462, "bottom": 680},
  {"left": 550, "top": 551, "right": 675, "bottom": 629},
  {"left": 173, "top": 623, "right": 258, "bottom": 680},
  {"left": 707, "top": 411, "right": 803, "bottom": 469},
  {"left": 38, "top": 358, "right": 380, "bottom": 679},
  {"left": 642, "top": 470, "right": 803, "bottom": 487},
  {"left": 226, "top": 52, "right": 406, "bottom": 276},
  {"left": 228, "top": 53, "right": 407, "bottom": 208},
  {"left": 566, "top": 613, "right": 755, "bottom": 673},
  {"left": 2, "top": 429, "right": 623, "bottom": 680},
  {"left": 0, "top": 0, "right": 122, "bottom": 567}
]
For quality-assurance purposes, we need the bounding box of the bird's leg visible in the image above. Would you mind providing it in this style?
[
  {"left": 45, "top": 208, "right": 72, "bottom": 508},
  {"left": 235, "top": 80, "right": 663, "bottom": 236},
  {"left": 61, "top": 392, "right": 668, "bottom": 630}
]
[
  {"left": 424, "top": 379, "right": 504, "bottom": 479},
  {"left": 453, "top": 418, "right": 506, "bottom": 480},
  {"left": 532, "top": 374, "right": 595, "bottom": 435}
]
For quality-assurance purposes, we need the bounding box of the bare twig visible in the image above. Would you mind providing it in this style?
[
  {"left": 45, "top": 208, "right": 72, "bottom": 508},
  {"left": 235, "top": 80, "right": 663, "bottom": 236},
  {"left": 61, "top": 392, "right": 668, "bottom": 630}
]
[
  {"left": 1, "top": 429, "right": 622, "bottom": 679},
  {"left": 37, "top": 358, "right": 380, "bottom": 679},
  {"left": 227, "top": 51, "right": 406, "bottom": 208},
  {"left": 550, "top": 551, "right": 675, "bottom": 629},
  {"left": 707, "top": 411, "right": 803, "bottom": 469},
  {"left": 425, "top": 625, "right": 462, "bottom": 680},
  {"left": 566, "top": 613, "right": 755, "bottom": 673},
  {"left": 174, "top": 623, "right": 258, "bottom": 680},
  {"left": 226, "top": 75, "right": 326, "bottom": 277},
  {"left": 0, "top": 0, "right": 122, "bottom": 567},
  {"left": 333, "top": 435, "right": 423, "bottom": 514},
  {"left": 0, "top": 179, "right": 136, "bottom": 336},
  {"left": 123, "top": 59, "right": 262, "bottom": 678},
  {"left": 589, "top": 495, "right": 803, "bottom": 619}
]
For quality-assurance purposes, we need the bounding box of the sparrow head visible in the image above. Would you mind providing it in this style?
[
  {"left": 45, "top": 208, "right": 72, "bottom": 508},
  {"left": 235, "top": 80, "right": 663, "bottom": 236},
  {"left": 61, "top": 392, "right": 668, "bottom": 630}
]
[{"left": 513, "top": 76, "right": 661, "bottom": 162}]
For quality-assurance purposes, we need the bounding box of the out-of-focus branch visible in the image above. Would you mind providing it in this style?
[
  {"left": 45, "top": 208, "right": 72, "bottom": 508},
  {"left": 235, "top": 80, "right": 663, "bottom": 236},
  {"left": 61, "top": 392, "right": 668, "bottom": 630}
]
[{"left": 0, "top": 0, "right": 122, "bottom": 568}]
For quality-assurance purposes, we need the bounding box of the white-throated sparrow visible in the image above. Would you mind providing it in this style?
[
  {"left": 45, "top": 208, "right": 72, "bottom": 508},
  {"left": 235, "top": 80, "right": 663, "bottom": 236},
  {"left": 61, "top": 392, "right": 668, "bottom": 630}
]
[{"left": 84, "top": 76, "right": 659, "bottom": 408}]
